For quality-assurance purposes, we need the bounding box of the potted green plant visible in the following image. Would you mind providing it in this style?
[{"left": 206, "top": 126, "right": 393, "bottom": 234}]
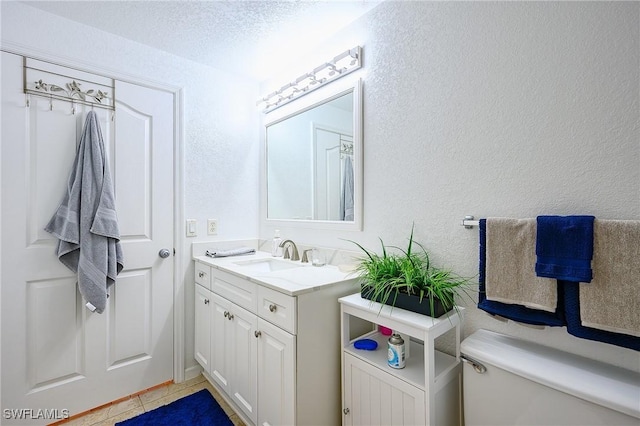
[{"left": 350, "top": 226, "right": 472, "bottom": 318}]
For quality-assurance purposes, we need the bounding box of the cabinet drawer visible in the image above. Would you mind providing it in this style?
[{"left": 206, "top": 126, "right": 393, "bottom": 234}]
[
  {"left": 258, "top": 286, "right": 297, "bottom": 334},
  {"left": 211, "top": 269, "right": 257, "bottom": 313},
  {"left": 195, "top": 262, "right": 211, "bottom": 289}
]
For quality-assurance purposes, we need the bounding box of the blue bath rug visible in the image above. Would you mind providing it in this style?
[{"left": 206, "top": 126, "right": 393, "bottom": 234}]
[{"left": 115, "top": 389, "right": 233, "bottom": 426}]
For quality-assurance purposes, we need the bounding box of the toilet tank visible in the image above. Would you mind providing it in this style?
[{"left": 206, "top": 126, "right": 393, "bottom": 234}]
[{"left": 461, "top": 329, "right": 640, "bottom": 426}]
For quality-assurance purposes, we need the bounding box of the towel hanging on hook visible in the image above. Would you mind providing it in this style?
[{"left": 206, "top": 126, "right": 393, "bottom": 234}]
[{"left": 44, "top": 111, "right": 124, "bottom": 313}]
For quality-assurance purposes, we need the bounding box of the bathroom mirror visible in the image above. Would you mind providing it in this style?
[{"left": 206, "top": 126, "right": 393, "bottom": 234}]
[{"left": 263, "top": 78, "right": 362, "bottom": 230}]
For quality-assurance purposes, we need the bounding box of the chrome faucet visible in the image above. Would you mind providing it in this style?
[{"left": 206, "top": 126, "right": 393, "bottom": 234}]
[{"left": 279, "top": 239, "right": 300, "bottom": 261}]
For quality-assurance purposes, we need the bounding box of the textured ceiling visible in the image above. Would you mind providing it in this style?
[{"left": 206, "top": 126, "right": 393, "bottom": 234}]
[{"left": 23, "top": 0, "right": 381, "bottom": 81}]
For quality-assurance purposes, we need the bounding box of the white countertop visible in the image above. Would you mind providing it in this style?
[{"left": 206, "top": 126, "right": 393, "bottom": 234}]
[{"left": 193, "top": 251, "right": 360, "bottom": 296}]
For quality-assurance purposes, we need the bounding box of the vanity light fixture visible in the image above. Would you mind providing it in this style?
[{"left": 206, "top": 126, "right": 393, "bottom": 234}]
[{"left": 257, "top": 46, "right": 362, "bottom": 113}]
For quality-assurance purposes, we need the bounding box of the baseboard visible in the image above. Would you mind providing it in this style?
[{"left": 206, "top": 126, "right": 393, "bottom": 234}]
[{"left": 184, "top": 364, "right": 203, "bottom": 382}]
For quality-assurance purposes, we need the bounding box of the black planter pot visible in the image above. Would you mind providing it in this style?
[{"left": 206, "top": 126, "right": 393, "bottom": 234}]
[{"left": 361, "top": 285, "right": 452, "bottom": 318}]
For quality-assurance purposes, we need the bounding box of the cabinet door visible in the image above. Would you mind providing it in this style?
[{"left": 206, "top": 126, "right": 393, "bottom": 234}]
[
  {"left": 194, "top": 284, "right": 211, "bottom": 372},
  {"left": 257, "top": 318, "right": 296, "bottom": 426},
  {"left": 343, "top": 353, "right": 426, "bottom": 426},
  {"left": 211, "top": 293, "right": 233, "bottom": 393},
  {"left": 229, "top": 305, "right": 258, "bottom": 425}
]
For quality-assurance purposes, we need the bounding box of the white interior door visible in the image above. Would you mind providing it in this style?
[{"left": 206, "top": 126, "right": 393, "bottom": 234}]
[
  {"left": 1, "top": 52, "right": 175, "bottom": 424},
  {"left": 313, "top": 125, "right": 352, "bottom": 221},
  {"left": 314, "top": 127, "right": 342, "bottom": 221}
]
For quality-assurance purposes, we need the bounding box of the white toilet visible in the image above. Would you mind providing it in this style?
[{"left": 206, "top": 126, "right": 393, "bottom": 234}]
[{"left": 461, "top": 329, "right": 640, "bottom": 425}]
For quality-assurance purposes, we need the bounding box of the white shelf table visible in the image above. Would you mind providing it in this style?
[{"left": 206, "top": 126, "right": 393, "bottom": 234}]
[{"left": 339, "top": 293, "right": 463, "bottom": 426}]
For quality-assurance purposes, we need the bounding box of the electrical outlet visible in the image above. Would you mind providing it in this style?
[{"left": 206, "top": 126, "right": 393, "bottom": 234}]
[
  {"left": 186, "top": 219, "right": 197, "bottom": 237},
  {"left": 207, "top": 219, "right": 218, "bottom": 235}
]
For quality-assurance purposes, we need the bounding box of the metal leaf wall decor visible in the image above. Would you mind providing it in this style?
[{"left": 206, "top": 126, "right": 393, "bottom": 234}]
[{"left": 34, "top": 79, "right": 109, "bottom": 104}]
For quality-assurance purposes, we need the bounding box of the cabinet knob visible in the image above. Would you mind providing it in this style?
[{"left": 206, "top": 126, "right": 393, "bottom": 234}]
[
  {"left": 254, "top": 330, "right": 262, "bottom": 338},
  {"left": 223, "top": 311, "right": 229, "bottom": 318},
  {"left": 227, "top": 313, "right": 234, "bottom": 320},
  {"left": 343, "top": 408, "right": 350, "bottom": 415},
  {"left": 269, "top": 304, "right": 277, "bottom": 312},
  {"left": 204, "top": 299, "right": 209, "bottom": 305},
  {"left": 198, "top": 271, "right": 205, "bottom": 278}
]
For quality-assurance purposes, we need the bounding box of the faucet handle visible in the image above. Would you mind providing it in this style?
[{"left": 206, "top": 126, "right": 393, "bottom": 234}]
[{"left": 301, "top": 249, "right": 312, "bottom": 263}]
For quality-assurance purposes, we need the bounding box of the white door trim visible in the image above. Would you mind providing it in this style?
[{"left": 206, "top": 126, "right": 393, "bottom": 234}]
[{"left": 1, "top": 41, "right": 187, "bottom": 384}]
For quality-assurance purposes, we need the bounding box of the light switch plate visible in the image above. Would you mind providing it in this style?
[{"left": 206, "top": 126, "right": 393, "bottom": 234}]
[{"left": 186, "top": 219, "right": 197, "bottom": 237}]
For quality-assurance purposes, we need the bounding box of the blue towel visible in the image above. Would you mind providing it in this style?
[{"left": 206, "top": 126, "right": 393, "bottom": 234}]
[
  {"left": 478, "top": 219, "right": 566, "bottom": 326},
  {"left": 479, "top": 219, "right": 638, "bottom": 350},
  {"left": 535, "top": 215, "right": 595, "bottom": 282},
  {"left": 563, "top": 281, "right": 639, "bottom": 351}
]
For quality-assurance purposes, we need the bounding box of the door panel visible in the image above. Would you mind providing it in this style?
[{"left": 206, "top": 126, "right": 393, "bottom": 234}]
[
  {"left": 27, "top": 99, "right": 81, "bottom": 246},
  {"left": 231, "top": 306, "right": 257, "bottom": 424},
  {"left": 107, "top": 268, "right": 152, "bottom": 366},
  {"left": 194, "top": 285, "right": 211, "bottom": 371},
  {"left": 257, "top": 319, "right": 295, "bottom": 426},
  {"left": 211, "top": 293, "right": 232, "bottom": 391},
  {"left": 27, "top": 278, "right": 83, "bottom": 389},
  {"left": 1, "top": 52, "right": 175, "bottom": 424},
  {"left": 343, "top": 353, "right": 426, "bottom": 426},
  {"left": 113, "top": 102, "right": 152, "bottom": 239}
]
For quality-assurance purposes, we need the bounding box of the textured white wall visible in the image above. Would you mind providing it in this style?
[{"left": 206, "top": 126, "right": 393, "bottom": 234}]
[
  {"left": 3, "top": 0, "right": 638, "bottom": 383},
  {"left": 1, "top": 1, "right": 260, "bottom": 375},
  {"left": 261, "top": 1, "right": 640, "bottom": 370}
]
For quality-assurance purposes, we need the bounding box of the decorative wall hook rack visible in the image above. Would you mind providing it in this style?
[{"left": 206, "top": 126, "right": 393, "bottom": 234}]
[
  {"left": 341, "top": 141, "right": 354, "bottom": 156},
  {"left": 23, "top": 57, "right": 115, "bottom": 111}
]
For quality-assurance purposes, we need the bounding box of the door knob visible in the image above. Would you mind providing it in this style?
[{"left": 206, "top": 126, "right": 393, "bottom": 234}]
[{"left": 159, "top": 249, "right": 171, "bottom": 258}]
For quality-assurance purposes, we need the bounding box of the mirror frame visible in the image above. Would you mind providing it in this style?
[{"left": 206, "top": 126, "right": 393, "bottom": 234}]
[{"left": 261, "top": 77, "right": 362, "bottom": 231}]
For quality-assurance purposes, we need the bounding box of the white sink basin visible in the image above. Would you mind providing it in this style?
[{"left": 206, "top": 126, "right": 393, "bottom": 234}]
[{"left": 232, "top": 258, "right": 301, "bottom": 273}]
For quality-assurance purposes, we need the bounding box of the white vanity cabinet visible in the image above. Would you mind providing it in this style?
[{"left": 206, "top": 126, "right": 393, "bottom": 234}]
[
  {"left": 194, "top": 257, "right": 357, "bottom": 426},
  {"left": 339, "top": 293, "right": 463, "bottom": 426}
]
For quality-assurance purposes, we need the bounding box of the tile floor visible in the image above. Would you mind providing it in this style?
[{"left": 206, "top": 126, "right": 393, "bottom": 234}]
[{"left": 59, "top": 375, "right": 245, "bottom": 426}]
